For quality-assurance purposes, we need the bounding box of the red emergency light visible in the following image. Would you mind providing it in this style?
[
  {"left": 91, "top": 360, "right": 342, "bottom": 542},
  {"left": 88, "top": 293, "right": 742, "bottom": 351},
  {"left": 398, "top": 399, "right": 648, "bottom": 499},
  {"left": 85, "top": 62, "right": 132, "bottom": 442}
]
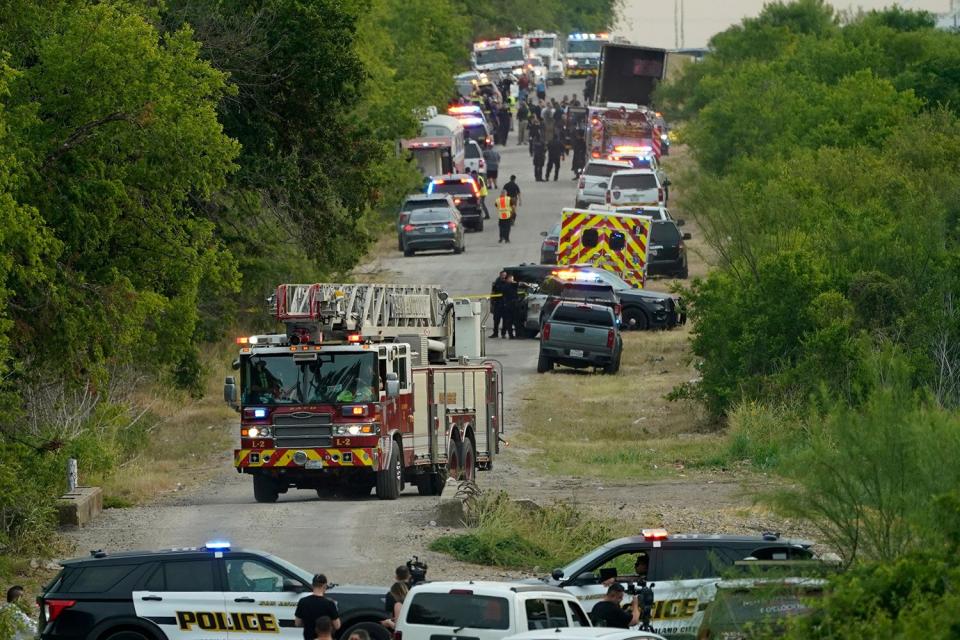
[
  {"left": 642, "top": 528, "right": 669, "bottom": 541},
  {"left": 347, "top": 333, "right": 363, "bottom": 344}
]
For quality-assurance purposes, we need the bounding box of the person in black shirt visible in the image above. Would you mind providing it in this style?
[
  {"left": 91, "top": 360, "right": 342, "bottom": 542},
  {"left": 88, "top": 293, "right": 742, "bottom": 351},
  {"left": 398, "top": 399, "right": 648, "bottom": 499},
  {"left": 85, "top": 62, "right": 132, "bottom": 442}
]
[
  {"left": 500, "top": 275, "right": 519, "bottom": 339},
  {"left": 295, "top": 574, "right": 340, "bottom": 640},
  {"left": 590, "top": 583, "right": 639, "bottom": 629},
  {"left": 502, "top": 176, "right": 522, "bottom": 225}
]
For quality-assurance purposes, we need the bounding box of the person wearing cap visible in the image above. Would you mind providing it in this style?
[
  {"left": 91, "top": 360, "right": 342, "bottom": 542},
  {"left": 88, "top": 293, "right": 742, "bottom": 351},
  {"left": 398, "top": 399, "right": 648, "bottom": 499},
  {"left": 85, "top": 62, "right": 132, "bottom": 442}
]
[
  {"left": 590, "top": 582, "right": 640, "bottom": 628},
  {"left": 602, "top": 552, "right": 649, "bottom": 586},
  {"left": 296, "top": 574, "right": 340, "bottom": 640}
]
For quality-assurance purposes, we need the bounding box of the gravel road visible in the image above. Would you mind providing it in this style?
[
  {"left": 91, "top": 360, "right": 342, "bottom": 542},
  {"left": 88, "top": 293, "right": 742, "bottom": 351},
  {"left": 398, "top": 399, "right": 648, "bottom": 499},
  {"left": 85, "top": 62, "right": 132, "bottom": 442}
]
[{"left": 64, "top": 78, "right": 817, "bottom": 584}]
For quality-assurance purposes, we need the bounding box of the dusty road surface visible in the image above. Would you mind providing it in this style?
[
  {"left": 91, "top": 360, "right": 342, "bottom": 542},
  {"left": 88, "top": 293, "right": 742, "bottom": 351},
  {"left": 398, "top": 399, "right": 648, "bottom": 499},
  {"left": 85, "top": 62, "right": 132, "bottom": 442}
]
[{"left": 65, "top": 79, "right": 807, "bottom": 584}]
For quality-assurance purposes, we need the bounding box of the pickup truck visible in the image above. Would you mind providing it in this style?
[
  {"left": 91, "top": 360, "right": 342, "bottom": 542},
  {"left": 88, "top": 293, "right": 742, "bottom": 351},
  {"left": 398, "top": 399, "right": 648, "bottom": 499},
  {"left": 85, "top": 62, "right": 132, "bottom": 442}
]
[
  {"left": 538, "top": 302, "right": 622, "bottom": 374},
  {"left": 396, "top": 581, "right": 593, "bottom": 640}
]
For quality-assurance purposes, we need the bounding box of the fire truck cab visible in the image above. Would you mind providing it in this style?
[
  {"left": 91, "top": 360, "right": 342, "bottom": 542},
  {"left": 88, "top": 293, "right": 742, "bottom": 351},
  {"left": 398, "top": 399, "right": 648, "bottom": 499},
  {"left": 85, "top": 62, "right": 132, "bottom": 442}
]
[{"left": 225, "top": 283, "right": 500, "bottom": 503}]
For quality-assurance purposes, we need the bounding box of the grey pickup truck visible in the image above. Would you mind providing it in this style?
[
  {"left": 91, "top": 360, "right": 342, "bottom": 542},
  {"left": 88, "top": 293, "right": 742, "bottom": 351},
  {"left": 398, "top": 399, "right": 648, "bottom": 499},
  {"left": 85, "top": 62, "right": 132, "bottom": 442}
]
[{"left": 538, "top": 301, "right": 623, "bottom": 374}]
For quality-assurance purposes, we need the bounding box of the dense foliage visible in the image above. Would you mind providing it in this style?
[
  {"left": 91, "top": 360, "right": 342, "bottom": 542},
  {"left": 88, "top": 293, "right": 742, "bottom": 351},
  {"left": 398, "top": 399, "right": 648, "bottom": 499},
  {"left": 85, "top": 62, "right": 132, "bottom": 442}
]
[{"left": 660, "top": 2, "right": 960, "bottom": 635}]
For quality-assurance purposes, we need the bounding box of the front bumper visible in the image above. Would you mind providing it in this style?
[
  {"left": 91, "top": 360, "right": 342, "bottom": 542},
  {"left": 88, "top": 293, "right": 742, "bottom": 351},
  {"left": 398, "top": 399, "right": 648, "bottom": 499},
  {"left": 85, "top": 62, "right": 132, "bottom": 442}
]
[{"left": 235, "top": 446, "right": 377, "bottom": 469}]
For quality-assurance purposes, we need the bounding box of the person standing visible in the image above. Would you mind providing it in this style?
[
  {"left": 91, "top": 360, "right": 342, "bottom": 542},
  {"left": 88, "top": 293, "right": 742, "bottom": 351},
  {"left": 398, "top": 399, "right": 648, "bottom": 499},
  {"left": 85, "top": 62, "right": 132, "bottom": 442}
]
[
  {"left": 571, "top": 129, "right": 587, "bottom": 179},
  {"left": 495, "top": 193, "right": 513, "bottom": 243},
  {"left": 490, "top": 271, "right": 508, "bottom": 336},
  {"left": 516, "top": 100, "right": 529, "bottom": 145},
  {"left": 381, "top": 568, "right": 410, "bottom": 631},
  {"left": 584, "top": 74, "right": 596, "bottom": 104},
  {"left": 497, "top": 106, "right": 511, "bottom": 146},
  {"left": 532, "top": 138, "right": 546, "bottom": 182},
  {"left": 536, "top": 78, "right": 546, "bottom": 101},
  {"left": 295, "top": 574, "right": 341, "bottom": 640},
  {"left": 483, "top": 147, "right": 500, "bottom": 189},
  {"left": 546, "top": 136, "right": 565, "bottom": 181},
  {"left": 501, "top": 275, "right": 519, "bottom": 339},
  {"left": 470, "top": 170, "right": 490, "bottom": 219},
  {"left": 503, "top": 175, "right": 521, "bottom": 223}
]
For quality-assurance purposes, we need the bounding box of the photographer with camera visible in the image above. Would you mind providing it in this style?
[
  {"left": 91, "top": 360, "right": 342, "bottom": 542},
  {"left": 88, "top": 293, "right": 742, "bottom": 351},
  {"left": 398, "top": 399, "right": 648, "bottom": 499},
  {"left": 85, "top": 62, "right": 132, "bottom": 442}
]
[{"left": 590, "top": 583, "right": 639, "bottom": 629}]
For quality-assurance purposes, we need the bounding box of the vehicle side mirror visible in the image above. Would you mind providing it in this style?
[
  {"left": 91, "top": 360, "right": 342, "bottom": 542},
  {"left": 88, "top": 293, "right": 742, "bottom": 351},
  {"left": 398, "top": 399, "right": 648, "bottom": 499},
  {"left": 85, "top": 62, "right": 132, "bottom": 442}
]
[
  {"left": 224, "top": 376, "right": 238, "bottom": 411},
  {"left": 682, "top": 232, "right": 692, "bottom": 240},
  {"left": 282, "top": 578, "right": 308, "bottom": 593},
  {"left": 551, "top": 568, "right": 564, "bottom": 581},
  {"left": 676, "top": 219, "right": 685, "bottom": 227},
  {"left": 540, "top": 231, "right": 548, "bottom": 237},
  {"left": 386, "top": 372, "right": 400, "bottom": 398}
]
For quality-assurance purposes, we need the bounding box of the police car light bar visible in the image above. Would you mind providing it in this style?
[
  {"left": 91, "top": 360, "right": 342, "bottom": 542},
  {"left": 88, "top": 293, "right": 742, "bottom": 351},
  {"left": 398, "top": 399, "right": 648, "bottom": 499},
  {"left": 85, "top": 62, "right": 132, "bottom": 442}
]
[
  {"left": 205, "top": 540, "right": 231, "bottom": 551},
  {"left": 642, "top": 528, "right": 669, "bottom": 540}
]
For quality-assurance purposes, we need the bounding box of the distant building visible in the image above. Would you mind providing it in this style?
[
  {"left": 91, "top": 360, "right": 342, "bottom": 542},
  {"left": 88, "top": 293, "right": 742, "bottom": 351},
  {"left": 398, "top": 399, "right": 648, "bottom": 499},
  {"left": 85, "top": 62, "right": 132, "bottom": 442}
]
[{"left": 937, "top": 0, "right": 960, "bottom": 31}]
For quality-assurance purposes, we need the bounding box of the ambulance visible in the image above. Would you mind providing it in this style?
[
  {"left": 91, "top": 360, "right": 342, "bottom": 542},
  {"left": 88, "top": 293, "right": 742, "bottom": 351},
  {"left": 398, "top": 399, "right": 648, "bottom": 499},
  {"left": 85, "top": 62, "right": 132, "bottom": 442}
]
[{"left": 557, "top": 207, "right": 653, "bottom": 288}]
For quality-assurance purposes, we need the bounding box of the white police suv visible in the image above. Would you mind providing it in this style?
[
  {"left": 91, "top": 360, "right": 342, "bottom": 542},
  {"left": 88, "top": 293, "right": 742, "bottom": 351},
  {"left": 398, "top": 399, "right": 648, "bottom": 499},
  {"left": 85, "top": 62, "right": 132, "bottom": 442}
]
[{"left": 37, "top": 542, "right": 391, "bottom": 640}]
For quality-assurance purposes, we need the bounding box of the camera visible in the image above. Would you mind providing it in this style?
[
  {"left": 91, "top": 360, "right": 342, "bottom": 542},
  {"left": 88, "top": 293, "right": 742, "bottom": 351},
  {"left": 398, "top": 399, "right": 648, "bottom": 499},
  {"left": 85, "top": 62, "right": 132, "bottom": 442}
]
[
  {"left": 407, "top": 556, "right": 428, "bottom": 585},
  {"left": 622, "top": 579, "right": 656, "bottom": 632}
]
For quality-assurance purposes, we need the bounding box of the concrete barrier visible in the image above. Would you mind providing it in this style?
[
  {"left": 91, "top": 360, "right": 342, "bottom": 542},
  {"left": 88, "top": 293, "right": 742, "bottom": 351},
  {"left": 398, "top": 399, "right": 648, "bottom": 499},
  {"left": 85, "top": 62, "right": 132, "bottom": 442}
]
[{"left": 57, "top": 486, "right": 103, "bottom": 527}]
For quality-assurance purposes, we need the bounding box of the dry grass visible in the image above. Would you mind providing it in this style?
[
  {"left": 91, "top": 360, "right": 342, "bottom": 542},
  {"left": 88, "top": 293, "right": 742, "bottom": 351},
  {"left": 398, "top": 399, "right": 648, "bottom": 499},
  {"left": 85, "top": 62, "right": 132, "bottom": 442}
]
[
  {"left": 95, "top": 341, "right": 236, "bottom": 505},
  {"left": 345, "top": 231, "right": 400, "bottom": 283},
  {"left": 517, "top": 328, "right": 728, "bottom": 480}
]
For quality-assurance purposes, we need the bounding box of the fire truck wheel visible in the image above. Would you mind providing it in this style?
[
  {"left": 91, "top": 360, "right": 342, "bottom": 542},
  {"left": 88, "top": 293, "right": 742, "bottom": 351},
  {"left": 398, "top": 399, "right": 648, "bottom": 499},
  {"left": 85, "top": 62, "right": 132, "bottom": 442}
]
[
  {"left": 447, "top": 440, "right": 463, "bottom": 481},
  {"left": 252, "top": 474, "right": 280, "bottom": 503},
  {"left": 461, "top": 438, "right": 476, "bottom": 483},
  {"left": 416, "top": 473, "right": 446, "bottom": 496},
  {"left": 376, "top": 445, "right": 402, "bottom": 500},
  {"left": 624, "top": 308, "right": 649, "bottom": 331}
]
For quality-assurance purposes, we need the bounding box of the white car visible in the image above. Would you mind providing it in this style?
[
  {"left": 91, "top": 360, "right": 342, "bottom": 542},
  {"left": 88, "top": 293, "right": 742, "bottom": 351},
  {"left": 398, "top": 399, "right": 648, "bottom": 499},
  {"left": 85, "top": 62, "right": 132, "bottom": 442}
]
[
  {"left": 605, "top": 169, "right": 664, "bottom": 207},
  {"left": 504, "top": 628, "right": 664, "bottom": 640},
  {"left": 464, "top": 139, "right": 487, "bottom": 176},
  {"left": 575, "top": 159, "right": 632, "bottom": 208},
  {"left": 396, "top": 581, "right": 593, "bottom": 640}
]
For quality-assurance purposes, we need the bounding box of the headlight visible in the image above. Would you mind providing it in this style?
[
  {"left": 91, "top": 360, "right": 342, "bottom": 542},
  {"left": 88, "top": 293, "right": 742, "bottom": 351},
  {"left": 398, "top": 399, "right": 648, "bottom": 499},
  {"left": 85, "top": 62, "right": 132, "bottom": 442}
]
[
  {"left": 248, "top": 426, "right": 272, "bottom": 438},
  {"left": 333, "top": 424, "right": 380, "bottom": 436},
  {"left": 567, "top": 60, "right": 578, "bottom": 67}
]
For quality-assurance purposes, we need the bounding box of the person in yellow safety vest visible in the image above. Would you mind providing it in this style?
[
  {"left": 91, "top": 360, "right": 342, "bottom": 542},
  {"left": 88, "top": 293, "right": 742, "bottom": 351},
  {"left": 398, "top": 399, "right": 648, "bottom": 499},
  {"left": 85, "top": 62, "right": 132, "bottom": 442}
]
[
  {"left": 496, "top": 192, "right": 513, "bottom": 243},
  {"left": 471, "top": 170, "right": 490, "bottom": 220}
]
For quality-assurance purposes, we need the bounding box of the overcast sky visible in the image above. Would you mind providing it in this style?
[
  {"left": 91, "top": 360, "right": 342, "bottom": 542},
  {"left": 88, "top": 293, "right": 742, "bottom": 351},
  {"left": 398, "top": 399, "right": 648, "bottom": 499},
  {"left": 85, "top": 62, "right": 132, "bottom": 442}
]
[{"left": 616, "top": 0, "right": 951, "bottom": 48}]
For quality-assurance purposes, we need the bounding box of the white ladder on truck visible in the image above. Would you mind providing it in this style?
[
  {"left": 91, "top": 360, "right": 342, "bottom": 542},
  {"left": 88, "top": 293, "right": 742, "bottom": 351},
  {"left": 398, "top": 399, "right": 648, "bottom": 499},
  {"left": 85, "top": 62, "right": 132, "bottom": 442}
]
[{"left": 274, "top": 283, "right": 449, "bottom": 339}]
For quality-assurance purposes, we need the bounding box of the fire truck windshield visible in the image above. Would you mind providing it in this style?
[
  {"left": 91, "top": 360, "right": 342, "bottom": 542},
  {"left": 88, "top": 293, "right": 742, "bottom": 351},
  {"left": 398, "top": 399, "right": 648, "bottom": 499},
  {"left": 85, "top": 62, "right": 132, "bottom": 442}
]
[
  {"left": 475, "top": 46, "right": 524, "bottom": 66},
  {"left": 567, "top": 40, "right": 604, "bottom": 54},
  {"left": 241, "top": 352, "right": 378, "bottom": 405}
]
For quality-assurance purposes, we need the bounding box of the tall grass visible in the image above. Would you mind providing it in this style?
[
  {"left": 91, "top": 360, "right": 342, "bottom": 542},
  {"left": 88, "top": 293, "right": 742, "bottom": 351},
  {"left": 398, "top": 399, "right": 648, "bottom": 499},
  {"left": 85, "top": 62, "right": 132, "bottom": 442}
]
[{"left": 430, "top": 492, "right": 625, "bottom": 570}]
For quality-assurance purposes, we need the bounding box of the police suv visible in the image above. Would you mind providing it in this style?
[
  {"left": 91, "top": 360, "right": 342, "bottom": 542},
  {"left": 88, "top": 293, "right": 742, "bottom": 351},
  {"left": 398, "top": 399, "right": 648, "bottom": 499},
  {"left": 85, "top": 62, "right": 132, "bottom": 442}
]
[
  {"left": 37, "top": 542, "right": 392, "bottom": 640},
  {"left": 535, "top": 529, "right": 814, "bottom": 640}
]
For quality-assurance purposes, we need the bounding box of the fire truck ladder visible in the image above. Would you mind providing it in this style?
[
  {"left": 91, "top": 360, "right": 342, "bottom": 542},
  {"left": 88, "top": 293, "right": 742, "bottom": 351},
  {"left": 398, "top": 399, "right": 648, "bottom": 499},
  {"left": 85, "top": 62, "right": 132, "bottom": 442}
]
[{"left": 274, "top": 283, "right": 451, "bottom": 341}]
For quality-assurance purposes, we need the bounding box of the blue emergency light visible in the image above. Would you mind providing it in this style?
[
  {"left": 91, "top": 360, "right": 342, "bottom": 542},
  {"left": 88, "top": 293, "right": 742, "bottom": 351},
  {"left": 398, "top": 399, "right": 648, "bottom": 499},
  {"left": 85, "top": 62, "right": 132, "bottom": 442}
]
[
  {"left": 252, "top": 407, "right": 268, "bottom": 419},
  {"left": 205, "top": 540, "right": 231, "bottom": 551}
]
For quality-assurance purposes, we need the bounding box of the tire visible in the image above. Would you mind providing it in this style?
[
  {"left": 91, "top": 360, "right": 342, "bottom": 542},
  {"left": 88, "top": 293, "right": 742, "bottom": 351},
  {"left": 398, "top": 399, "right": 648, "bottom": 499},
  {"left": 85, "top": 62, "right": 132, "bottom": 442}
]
[
  {"left": 397, "top": 236, "right": 403, "bottom": 251},
  {"left": 446, "top": 439, "right": 463, "bottom": 481},
  {"left": 604, "top": 352, "right": 621, "bottom": 375},
  {"left": 416, "top": 472, "right": 447, "bottom": 496},
  {"left": 476, "top": 219, "right": 484, "bottom": 232},
  {"left": 103, "top": 632, "right": 152, "bottom": 640},
  {"left": 679, "top": 262, "right": 689, "bottom": 279},
  {"left": 376, "top": 444, "right": 402, "bottom": 500},
  {"left": 524, "top": 327, "right": 539, "bottom": 339},
  {"left": 624, "top": 308, "right": 649, "bottom": 331},
  {"left": 341, "top": 622, "right": 392, "bottom": 640},
  {"left": 453, "top": 243, "right": 463, "bottom": 255},
  {"left": 253, "top": 474, "right": 279, "bottom": 503},
  {"left": 537, "top": 353, "right": 553, "bottom": 373},
  {"left": 461, "top": 438, "right": 476, "bottom": 483},
  {"left": 403, "top": 248, "right": 414, "bottom": 257}
]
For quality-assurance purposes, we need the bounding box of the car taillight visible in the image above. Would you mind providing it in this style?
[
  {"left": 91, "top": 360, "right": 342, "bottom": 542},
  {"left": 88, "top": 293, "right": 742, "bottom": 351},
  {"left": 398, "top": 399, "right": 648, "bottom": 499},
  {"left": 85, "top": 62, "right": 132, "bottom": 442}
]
[
  {"left": 658, "top": 187, "right": 664, "bottom": 202},
  {"left": 485, "top": 135, "right": 493, "bottom": 146},
  {"left": 403, "top": 224, "right": 414, "bottom": 232},
  {"left": 394, "top": 631, "right": 403, "bottom": 640},
  {"left": 447, "top": 222, "right": 457, "bottom": 230},
  {"left": 479, "top": 159, "right": 485, "bottom": 168},
  {"left": 45, "top": 599, "right": 76, "bottom": 622},
  {"left": 544, "top": 239, "right": 558, "bottom": 247},
  {"left": 605, "top": 191, "right": 611, "bottom": 204},
  {"left": 607, "top": 329, "right": 615, "bottom": 349},
  {"left": 578, "top": 177, "right": 585, "bottom": 189},
  {"left": 614, "top": 303, "right": 622, "bottom": 316},
  {"left": 543, "top": 323, "right": 551, "bottom": 340},
  {"left": 454, "top": 198, "right": 462, "bottom": 204}
]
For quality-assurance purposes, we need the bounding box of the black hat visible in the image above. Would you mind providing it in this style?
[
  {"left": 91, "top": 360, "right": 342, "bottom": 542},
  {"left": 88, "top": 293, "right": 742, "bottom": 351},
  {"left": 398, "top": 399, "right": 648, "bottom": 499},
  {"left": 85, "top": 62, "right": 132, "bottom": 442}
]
[{"left": 607, "top": 582, "right": 625, "bottom": 594}]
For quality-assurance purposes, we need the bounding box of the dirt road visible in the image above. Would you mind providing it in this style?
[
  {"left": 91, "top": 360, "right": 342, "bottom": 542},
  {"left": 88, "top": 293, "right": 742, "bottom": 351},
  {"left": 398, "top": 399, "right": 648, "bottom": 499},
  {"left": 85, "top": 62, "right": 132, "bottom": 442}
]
[{"left": 65, "top": 79, "right": 806, "bottom": 584}]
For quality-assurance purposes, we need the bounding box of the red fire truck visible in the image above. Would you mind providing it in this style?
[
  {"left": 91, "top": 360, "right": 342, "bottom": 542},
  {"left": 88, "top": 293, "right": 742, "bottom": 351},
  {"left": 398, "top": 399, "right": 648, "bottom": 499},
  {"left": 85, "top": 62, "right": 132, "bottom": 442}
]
[
  {"left": 224, "top": 283, "right": 501, "bottom": 503},
  {"left": 587, "top": 105, "right": 662, "bottom": 160}
]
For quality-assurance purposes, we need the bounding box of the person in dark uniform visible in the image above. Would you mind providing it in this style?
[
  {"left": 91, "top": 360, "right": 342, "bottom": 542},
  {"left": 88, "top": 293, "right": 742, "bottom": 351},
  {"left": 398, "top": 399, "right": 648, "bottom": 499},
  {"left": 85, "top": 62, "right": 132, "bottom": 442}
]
[
  {"left": 502, "top": 176, "right": 521, "bottom": 225},
  {"left": 500, "top": 275, "right": 519, "bottom": 338},
  {"left": 497, "top": 107, "right": 512, "bottom": 146},
  {"left": 584, "top": 75, "right": 596, "bottom": 104},
  {"left": 490, "top": 271, "right": 508, "bottom": 338},
  {"left": 532, "top": 138, "right": 546, "bottom": 182},
  {"left": 295, "top": 574, "right": 341, "bottom": 640},
  {"left": 590, "top": 583, "right": 640, "bottom": 628},
  {"left": 571, "top": 129, "right": 587, "bottom": 179},
  {"left": 546, "top": 136, "right": 565, "bottom": 182}
]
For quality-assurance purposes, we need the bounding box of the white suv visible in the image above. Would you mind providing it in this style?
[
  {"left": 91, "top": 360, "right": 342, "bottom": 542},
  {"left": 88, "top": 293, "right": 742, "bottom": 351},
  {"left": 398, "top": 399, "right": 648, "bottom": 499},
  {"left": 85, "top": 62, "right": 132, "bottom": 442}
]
[
  {"left": 575, "top": 159, "right": 631, "bottom": 208},
  {"left": 605, "top": 169, "right": 664, "bottom": 207},
  {"left": 465, "top": 139, "right": 487, "bottom": 176},
  {"left": 396, "top": 581, "right": 593, "bottom": 640}
]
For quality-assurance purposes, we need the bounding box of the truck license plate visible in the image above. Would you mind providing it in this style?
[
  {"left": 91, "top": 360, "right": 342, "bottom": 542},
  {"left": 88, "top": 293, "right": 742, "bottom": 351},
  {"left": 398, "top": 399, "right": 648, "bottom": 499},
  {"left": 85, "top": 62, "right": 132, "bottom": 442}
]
[
  {"left": 569, "top": 349, "right": 584, "bottom": 357},
  {"left": 305, "top": 460, "right": 323, "bottom": 470},
  {"left": 424, "top": 227, "right": 436, "bottom": 233}
]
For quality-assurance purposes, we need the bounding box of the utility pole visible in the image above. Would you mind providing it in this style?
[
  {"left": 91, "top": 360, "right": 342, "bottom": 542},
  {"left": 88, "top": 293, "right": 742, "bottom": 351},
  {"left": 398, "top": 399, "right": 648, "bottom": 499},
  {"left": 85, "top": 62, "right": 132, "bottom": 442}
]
[
  {"left": 680, "top": 0, "right": 686, "bottom": 48},
  {"left": 674, "top": 0, "right": 680, "bottom": 48}
]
